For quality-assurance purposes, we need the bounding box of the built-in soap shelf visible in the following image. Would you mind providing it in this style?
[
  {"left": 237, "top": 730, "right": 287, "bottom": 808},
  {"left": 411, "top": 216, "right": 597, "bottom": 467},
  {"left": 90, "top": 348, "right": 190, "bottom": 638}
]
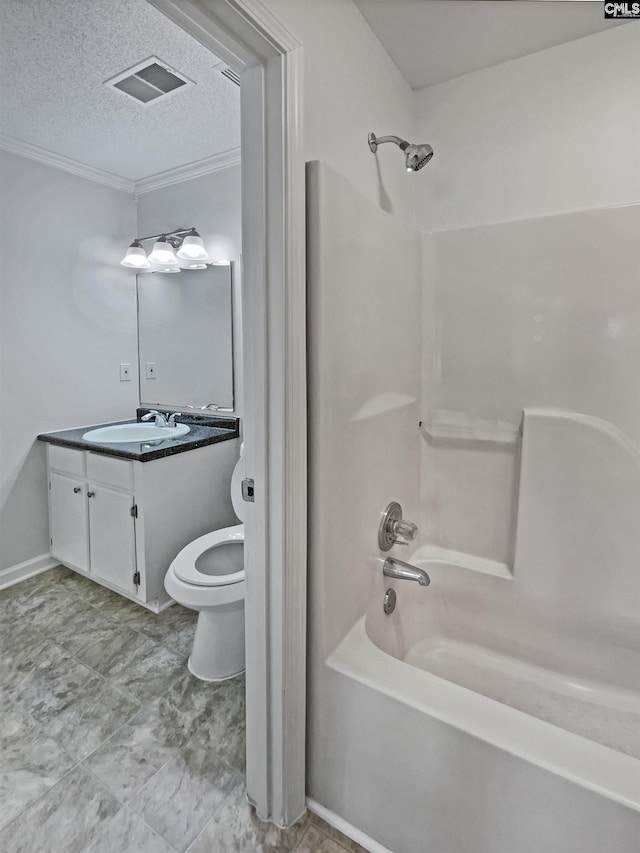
[
  {"left": 411, "top": 544, "right": 513, "bottom": 580},
  {"left": 419, "top": 411, "right": 520, "bottom": 446}
]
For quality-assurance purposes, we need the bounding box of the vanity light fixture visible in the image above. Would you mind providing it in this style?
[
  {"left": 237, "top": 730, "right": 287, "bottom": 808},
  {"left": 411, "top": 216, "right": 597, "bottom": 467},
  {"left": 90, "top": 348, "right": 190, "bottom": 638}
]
[
  {"left": 120, "top": 226, "right": 210, "bottom": 269},
  {"left": 121, "top": 240, "right": 152, "bottom": 269},
  {"left": 176, "top": 228, "right": 209, "bottom": 261},
  {"left": 148, "top": 236, "right": 179, "bottom": 266}
]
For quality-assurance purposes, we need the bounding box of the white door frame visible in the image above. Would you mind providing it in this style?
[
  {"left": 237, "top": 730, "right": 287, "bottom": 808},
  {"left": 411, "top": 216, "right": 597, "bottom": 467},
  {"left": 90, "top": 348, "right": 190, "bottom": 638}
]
[{"left": 146, "top": 0, "right": 307, "bottom": 828}]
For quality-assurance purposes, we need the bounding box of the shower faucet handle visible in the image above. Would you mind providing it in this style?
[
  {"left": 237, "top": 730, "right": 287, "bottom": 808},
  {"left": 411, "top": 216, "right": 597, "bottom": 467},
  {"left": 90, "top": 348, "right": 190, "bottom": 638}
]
[
  {"left": 378, "top": 502, "right": 418, "bottom": 551},
  {"left": 391, "top": 518, "right": 418, "bottom": 546}
]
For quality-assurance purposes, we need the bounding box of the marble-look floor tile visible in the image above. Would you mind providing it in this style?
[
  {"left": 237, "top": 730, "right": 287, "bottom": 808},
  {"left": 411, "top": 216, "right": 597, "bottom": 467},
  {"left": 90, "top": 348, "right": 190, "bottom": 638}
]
[
  {"left": 83, "top": 807, "right": 175, "bottom": 853},
  {"left": 307, "top": 816, "right": 368, "bottom": 853},
  {"left": 111, "top": 602, "right": 196, "bottom": 647},
  {"left": 83, "top": 730, "right": 161, "bottom": 803},
  {"left": 0, "top": 567, "right": 68, "bottom": 608},
  {"left": 11, "top": 642, "right": 98, "bottom": 721},
  {"left": 23, "top": 565, "right": 83, "bottom": 596},
  {"left": 0, "top": 633, "right": 53, "bottom": 691},
  {"left": 0, "top": 580, "right": 33, "bottom": 603},
  {"left": 130, "top": 739, "right": 240, "bottom": 852},
  {"left": 295, "top": 824, "right": 356, "bottom": 853},
  {"left": 0, "top": 617, "right": 44, "bottom": 661},
  {"left": 207, "top": 671, "right": 246, "bottom": 709},
  {"left": 44, "top": 603, "right": 121, "bottom": 653},
  {"left": 31, "top": 675, "right": 140, "bottom": 761},
  {"left": 0, "top": 698, "right": 76, "bottom": 830},
  {"left": 5, "top": 633, "right": 93, "bottom": 702},
  {"left": 106, "top": 642, "right": 185, "bottom": 705},
  {"left": 76, "top": 628, "right": 155, "bottom": 677},
  {"left": 161, "top": 620, "right": 197, "bottom": 659},
  {"left": 70, "top": 579, "right": 145, "bottom": 619},
  {"left": 15, "top": 586, "right": 86, "bottom": 633},
  {"left": 163, "top": 670, "right": 229, "bottom": 717},
  {"left": 188, "top": 690, "right": 246, "bottom": 773},
  {"left": 188, "top": 783, "right": 309, "bottom": 853},
  {"left": 86, "top": 672, "right": 226, "bottom": 802},
  {"left": 0, "top": 765, "right": 120, "bottom": 853},
  {"left": 46, "top": 566, "right": 97, "bottom": 599}
]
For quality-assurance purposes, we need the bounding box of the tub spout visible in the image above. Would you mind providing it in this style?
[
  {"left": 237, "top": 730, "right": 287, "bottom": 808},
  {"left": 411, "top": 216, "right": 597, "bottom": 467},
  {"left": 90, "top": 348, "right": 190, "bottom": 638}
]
[{"left": 383, "top": 557, "right": 430, "bottom": 587}]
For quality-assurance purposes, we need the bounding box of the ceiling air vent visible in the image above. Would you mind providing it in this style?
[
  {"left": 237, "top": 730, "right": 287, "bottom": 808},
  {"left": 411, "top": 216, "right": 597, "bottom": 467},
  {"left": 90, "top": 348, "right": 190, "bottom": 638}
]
[
  {"left": 105, "top": 57, "right": 193, "bottom": 106},
  {"left": 221, "top": 66, "right": 240, "bottom": 87}
]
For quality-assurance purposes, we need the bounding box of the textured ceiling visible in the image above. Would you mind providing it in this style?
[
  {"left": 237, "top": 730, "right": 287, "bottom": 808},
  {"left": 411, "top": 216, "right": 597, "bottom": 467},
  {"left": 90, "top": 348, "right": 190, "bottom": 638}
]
[
  {"left": 355, "top": 1, "right": 625, "bottom": 90},
  {"left": 0, "top": 0, "right": 240, "bottom": 181}
]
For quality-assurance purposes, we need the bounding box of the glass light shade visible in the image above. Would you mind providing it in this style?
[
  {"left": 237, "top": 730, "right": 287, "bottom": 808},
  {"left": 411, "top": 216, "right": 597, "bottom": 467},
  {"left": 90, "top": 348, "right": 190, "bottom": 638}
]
[
  {"left": 148, "top": 239, "right": 179, "bottom": 265},
  {"left": 120, "top": 243, "right": 151, "bottom": 268},
  {"left": 181, "top": 262, "right": 207, "bottom": 270},
  {"left": 156, "top": 267, "right": 180, "bottom": 274},
  {"left": 177, "top": 234, "right": 209, "bottom": 261}
]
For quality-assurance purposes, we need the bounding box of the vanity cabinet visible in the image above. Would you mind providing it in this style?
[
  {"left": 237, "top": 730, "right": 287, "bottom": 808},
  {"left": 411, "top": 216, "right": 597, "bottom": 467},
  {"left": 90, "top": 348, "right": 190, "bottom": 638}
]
[
  {"left": 46, "top": 439, "right": 238, "bottom": 611},
  {"left": 49, "top": 472, "right": 91, "bottom": 573}
]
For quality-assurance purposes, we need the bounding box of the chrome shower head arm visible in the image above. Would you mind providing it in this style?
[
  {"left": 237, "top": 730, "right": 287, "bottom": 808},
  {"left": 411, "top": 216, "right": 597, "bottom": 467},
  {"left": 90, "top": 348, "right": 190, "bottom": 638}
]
[{"left": 368, "top": 132, "right": 408, "bottom": 154}]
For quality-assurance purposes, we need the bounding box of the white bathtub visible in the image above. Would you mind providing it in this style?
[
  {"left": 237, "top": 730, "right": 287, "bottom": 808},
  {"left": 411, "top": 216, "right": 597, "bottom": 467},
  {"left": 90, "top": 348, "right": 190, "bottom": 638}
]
[{"left": 324, "top": 556, "right": 640, "bottom": 853}]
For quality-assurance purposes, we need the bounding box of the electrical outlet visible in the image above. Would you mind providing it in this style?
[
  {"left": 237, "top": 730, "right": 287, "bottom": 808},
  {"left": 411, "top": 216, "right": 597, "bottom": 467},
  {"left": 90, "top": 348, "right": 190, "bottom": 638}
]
[
  {"left": 145, "top": 362, "right": 157, "bottom": 380},
  {"left": 120, "top": 363, "right": 132, "bottom": 381}
]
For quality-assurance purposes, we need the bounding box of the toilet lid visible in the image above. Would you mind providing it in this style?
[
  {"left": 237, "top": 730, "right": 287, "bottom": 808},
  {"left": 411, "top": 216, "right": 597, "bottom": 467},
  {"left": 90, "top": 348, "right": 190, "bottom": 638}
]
[{"left": 173, "top": 525, "right": 244, "bottom": 587}]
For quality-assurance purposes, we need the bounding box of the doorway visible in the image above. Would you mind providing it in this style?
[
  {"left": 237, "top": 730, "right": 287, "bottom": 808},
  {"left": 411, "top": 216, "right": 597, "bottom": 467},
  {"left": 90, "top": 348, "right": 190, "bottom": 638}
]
[{"left": 146, "top": 0, "right": 307, "bottom": 827}]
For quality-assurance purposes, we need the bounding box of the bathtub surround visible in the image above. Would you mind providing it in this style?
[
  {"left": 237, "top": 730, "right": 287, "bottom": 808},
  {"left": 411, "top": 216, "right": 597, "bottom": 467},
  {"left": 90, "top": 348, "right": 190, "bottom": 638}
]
[
  {"left": 306, "top": 160, "right": 640, "bottom": 853},
  {"left": 421, "top": 204, "right": 640, "bottom": 566},
  {"left": 300, "top": 16, "right": 640, "bottom": 852},
  {"left": 416, "top": 23, "right": 640, "bottom": 570},
  {"left": 414, "top": 25, "right": 640, "bottom": 233}
]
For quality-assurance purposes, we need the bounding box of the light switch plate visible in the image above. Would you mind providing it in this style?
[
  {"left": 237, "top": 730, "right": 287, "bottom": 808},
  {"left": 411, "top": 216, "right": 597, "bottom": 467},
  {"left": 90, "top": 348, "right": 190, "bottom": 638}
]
[
  {"left": 145, "top": 362, "right": 157, "bottom": 379},
  {"left": 120, "top": 363, "right": 132, "bottom": 381}
]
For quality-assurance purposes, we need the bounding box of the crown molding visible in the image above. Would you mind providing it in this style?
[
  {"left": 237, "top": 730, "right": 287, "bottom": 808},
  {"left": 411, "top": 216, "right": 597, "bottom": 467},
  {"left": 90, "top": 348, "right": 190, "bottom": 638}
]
[
  {"left": 133, "top": 147, "right": 241, "bottom": 198},
  {"left": 0, "top": 134, "right": 241, "bottom": 199},
  {"left": 0, "top": 134, "right": 135, "bottom": 194}
]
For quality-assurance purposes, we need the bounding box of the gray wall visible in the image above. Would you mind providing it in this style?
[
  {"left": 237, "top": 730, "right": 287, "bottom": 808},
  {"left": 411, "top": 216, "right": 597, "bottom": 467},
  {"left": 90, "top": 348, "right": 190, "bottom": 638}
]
[
  {"left": 0, "top": 151, "right": 138, "bottom": 571},
  {"left": 0, "top": 153, "right": 243, "bottom": 575}
]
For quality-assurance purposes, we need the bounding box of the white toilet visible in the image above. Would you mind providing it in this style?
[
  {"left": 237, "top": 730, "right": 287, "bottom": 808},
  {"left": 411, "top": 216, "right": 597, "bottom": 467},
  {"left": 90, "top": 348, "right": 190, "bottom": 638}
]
[{"left": 164, "top": 448, "right": 245, "bottom": 681}]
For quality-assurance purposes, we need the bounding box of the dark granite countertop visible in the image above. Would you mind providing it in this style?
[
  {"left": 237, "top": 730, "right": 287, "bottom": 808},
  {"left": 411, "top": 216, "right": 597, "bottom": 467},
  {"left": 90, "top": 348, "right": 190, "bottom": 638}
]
[{"left": 37, "top": 410, "right": 240, "bottom": 462}]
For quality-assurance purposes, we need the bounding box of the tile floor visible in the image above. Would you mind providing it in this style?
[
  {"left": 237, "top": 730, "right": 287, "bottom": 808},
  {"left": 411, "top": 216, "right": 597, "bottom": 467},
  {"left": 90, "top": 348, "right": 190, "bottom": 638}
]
[{"left": 0, "top": 567, "right": 366, "bottom": 853}]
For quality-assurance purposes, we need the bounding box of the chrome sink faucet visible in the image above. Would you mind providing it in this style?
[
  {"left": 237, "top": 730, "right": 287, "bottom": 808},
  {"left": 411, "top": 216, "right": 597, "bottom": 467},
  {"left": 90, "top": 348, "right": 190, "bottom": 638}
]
[
  {"left": 141, "top": 410, "right": 181, "bottom": 428},
  {"left": 141, "top": 410, "right": 168, "bottom": 427}
]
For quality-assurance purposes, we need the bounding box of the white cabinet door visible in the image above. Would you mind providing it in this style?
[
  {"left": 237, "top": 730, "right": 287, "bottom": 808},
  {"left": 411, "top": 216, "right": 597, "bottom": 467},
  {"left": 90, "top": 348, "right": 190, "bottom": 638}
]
[
  {"left": 88, "top": 486, "right": 137, "bottom": 593},
  {"left": 50, "top": 473, "right": 89, "bottom": 572}
]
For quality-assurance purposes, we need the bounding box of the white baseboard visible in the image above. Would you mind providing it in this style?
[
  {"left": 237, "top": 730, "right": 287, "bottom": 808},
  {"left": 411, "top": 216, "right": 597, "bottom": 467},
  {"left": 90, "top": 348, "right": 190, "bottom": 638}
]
[
  {"left": 306, "top": 798, "right": 394, "bottom": 853},
  {"left": 0, "top": 554, "right": 59, "bottom": 590}
]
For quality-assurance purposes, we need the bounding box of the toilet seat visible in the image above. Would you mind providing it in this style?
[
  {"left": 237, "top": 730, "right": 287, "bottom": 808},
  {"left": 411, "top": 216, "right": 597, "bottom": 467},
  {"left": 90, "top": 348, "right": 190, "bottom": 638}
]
[{"left": 172, "top": 523, "right": 244, "bottom": 587}]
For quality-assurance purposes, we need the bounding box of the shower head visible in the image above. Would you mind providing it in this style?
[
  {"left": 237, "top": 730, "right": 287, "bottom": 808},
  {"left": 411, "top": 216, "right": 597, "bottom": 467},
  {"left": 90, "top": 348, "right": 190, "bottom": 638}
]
[
  {"left": 368, "top": 132, "right": 434, "bottom": 172},
  {"left": 403, "top": 142, "right": 434, "bottom": 172}
]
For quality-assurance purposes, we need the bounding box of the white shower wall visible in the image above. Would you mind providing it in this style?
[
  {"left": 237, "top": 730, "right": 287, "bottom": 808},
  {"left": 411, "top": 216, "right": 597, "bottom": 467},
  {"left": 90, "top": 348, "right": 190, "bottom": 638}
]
[
  {"left": 414, "top": 25, "right": 640, "bottom": 233},
  {"left": 302, "top": 18, "right": 639, "bottom": 845},
  {"left": 415, "top": 25, "right": 640, "bottom": 566}
]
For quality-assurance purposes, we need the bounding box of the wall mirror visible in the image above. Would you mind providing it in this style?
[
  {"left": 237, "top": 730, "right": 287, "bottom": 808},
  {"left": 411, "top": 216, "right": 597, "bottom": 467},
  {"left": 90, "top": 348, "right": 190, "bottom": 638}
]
[{"left": 136, "top": 264, "right": 234, "bottom": 411}]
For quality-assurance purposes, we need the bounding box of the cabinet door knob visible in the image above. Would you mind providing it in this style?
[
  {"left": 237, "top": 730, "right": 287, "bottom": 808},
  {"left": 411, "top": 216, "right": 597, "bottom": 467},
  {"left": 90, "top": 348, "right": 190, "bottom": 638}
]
[
  {"left": 73, "top": 486, "right": 81, "bottom": 494},
  {"left": 87, "top": 491, "right": 95, "bottom": 498}
]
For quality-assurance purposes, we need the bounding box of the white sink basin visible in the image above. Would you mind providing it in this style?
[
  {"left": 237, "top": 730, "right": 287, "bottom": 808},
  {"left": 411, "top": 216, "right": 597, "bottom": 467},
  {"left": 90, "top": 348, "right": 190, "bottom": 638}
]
[{"left": 83, "top": 423, "right": 190, "bottom": 443}]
